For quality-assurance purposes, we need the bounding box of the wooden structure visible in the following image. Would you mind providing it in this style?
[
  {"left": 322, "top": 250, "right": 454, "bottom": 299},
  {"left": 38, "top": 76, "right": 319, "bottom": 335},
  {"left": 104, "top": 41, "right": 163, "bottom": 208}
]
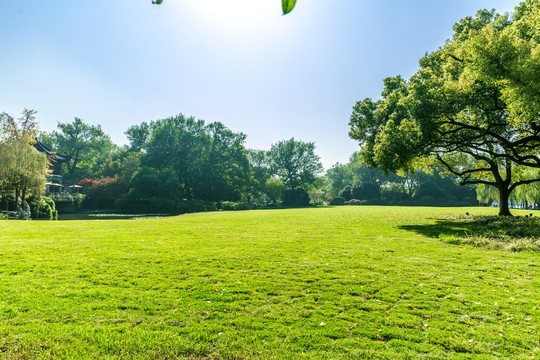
[{"left": 33, "top": 140, "right": 70, "bottom": 176}]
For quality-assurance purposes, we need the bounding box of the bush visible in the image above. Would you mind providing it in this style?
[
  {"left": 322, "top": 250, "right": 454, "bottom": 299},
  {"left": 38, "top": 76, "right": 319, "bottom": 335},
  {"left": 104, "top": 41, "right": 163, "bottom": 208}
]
[
  {"left": 86, "top": 175, "right": 128, "bottom": 209},
  {"left": 283, "top": 189, "right": 310, "bottom": 207},
  {"left": 329, "top": 197, "right": 346, "bottom": 205},
  {"left": 220, "top": 201, "right": 237, "bottom": 211},
  {"left": 28, "top": 195, "right": 57, "bottom": 220},
  {"left": 219, "top": 201, "right": 251, "bottom": 211}
]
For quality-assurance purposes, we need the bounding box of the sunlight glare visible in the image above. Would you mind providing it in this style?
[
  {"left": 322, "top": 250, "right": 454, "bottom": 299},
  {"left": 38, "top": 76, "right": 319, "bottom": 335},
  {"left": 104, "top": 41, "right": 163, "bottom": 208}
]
[{"left": 180, "top": 0, "right": 279, "bottom": 38}]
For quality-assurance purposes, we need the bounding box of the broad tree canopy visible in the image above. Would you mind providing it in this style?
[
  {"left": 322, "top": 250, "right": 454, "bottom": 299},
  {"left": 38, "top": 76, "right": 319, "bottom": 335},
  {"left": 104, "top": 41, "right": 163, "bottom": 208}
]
[{"left": 349, "top": 1, "right": 540, "bottom": 216}]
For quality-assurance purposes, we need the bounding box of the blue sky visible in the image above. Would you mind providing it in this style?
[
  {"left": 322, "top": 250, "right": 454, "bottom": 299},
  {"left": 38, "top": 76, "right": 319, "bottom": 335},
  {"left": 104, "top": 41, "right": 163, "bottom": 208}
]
[{"left": 0, "top": 0, "right": 521, "bottom": 169}]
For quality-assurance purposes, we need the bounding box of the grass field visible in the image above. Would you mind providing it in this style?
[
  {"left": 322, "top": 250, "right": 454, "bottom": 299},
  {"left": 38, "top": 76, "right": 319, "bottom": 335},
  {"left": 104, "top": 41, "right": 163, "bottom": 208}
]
[{"left": 0, "top": 206, "right": 538, "bottom": 359}]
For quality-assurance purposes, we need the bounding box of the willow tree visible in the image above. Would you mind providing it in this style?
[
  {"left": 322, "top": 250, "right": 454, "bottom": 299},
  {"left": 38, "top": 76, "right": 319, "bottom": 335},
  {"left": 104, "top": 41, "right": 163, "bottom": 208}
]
[
  {"left": 349, "top": 1, "right": 540, "bottom": 216},
  {"left": 0, "top": 110, "right": 49, "bottom": 211}
]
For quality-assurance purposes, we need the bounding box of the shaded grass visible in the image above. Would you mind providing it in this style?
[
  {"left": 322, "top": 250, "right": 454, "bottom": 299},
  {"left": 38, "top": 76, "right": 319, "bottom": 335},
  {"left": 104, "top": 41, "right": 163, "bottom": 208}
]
[
  {"left": 401, "top": 213, "right": 540, "bottom": 252},
  {"left": 0, "top": 206, "right": 538, "bottom": 359}
]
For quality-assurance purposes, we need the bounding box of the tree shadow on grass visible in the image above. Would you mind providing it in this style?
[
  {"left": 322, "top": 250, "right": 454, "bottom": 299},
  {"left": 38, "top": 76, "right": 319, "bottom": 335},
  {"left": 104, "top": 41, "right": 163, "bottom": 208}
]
[
  {"left": 399, "top": 215, "right": 540, "bottom": 252},
  {"left": 398, "top": 217, "right": 472, "bottom": 240}
]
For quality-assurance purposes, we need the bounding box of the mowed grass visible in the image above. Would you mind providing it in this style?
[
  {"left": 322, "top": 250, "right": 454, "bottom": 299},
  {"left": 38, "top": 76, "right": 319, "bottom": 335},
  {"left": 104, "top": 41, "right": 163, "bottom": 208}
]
[{"left": 0, "top": 206, "right": 538, "bottom": 359}]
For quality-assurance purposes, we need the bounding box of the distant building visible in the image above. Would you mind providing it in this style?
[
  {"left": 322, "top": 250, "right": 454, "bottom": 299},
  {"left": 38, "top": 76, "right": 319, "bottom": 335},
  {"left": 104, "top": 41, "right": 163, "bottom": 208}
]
[
  {"left": 33, "top": 140, "right": 78, "bottom": 195},
  {"left": 33, "top": 140, "right": 70, "bottom": 176}
]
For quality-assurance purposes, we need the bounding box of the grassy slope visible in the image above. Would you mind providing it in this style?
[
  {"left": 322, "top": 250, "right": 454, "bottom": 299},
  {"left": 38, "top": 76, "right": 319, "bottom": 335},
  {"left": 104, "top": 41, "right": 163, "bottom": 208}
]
[{"left": 0, "top": 206, "right": 538, "bottom": 359}]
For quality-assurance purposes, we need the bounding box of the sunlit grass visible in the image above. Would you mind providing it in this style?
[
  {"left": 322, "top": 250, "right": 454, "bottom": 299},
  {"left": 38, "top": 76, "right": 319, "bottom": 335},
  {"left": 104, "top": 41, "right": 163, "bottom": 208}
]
[{"left": 0, "top": 206, "right": 538, "bottom": 359}]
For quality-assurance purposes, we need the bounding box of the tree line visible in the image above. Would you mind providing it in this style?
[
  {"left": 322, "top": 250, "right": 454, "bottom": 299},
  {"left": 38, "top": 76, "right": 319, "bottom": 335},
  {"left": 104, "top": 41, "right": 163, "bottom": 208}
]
[
  {"left": 36, "top": 114, "right": 323, "bottom": 213},
  {"left": 2, "top": 107, "right": 540, "bottom": 218}
]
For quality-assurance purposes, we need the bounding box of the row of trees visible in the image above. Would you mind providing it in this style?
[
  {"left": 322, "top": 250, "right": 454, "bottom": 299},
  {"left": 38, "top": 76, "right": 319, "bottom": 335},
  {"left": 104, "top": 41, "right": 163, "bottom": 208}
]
[
  {"left": 3, "top": 109, "right": 540, "bottom": 215},
  {"left": 39, "top": 114, "right": 323, "bottom": 212},
  {"left": 325, "top": 154, "right": 478, "bottom": 207}
]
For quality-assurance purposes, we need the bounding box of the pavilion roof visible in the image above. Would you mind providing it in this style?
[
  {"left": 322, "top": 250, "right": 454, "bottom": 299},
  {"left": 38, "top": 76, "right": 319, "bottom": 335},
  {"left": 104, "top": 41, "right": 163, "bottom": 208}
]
[{"left": 33, "top": 140, "right": 71, "bottom": 162}]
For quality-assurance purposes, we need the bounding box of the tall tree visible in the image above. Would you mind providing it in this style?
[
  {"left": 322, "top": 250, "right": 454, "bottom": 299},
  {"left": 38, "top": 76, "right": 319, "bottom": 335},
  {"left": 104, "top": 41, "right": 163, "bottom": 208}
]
[
  {"left": 268, "top": 138, "right": 322, "bottom": 191},
  {"left": 141, "top": 114, "right": 251, "bottom": 202},
  {"left": 40, "top": 118, "right": 115, "bottom": 179},
  {"left": 349, "top": 3, "right": 540, "bottom": 216}
]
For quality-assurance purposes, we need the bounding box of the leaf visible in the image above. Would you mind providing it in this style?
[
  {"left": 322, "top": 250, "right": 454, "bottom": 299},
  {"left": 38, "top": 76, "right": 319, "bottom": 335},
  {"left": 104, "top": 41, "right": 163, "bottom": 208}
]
[
  {"left": 282, "top": 0, "right": 296, "bottom": 15},
  {"left": 152, "top": 0, "right": 163, "bottom": 4}
]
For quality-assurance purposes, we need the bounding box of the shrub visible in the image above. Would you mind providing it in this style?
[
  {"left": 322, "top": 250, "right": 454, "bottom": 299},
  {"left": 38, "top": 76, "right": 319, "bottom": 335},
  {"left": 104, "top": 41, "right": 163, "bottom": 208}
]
[
  {"left": 308, "top": 189, "right": 324, "bottom": 205},
  {"left": 219, "top": 201, "right": 250, "bottom": 211},
  {"left": 283, "top": 189, "right": 310, "bottom": 207},
  {"left": 220, "top": 201, "right": 237, "bottom": 211},
  {"left": 235, "top": 202, "right": 251, "bottom": 210},
  {"left": 86, "top": 175, "right": 129, "bottom": 209},
  {"left": 27, "top": 195, "right": 57, "bottom": 220},
  {"left": 329, "top": 197, "right": 346, "bottom": 205}
]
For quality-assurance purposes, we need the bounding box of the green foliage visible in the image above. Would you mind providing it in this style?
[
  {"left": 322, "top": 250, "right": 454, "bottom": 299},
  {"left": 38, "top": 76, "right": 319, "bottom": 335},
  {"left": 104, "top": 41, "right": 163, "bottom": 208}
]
[
  {"left": 263, "top": 178, "right": 285, "bottom": 205},
  {"left": 86, "top": 175, "right": 129, "bottom": 209},
  {"left": 219, "top": 201, "right": 251, "bottom": 211},
  {"left": 141, "top": 115, "right": 250, "bottom": 202},
  {"left": 27, "top": 194, "right": 57, "bottom": 220},
  {"left": 438, "top": 214, "right": 540, "bottom": 252},
  {"left": 268, "top": 138, "right": 322, "bottom": 191},
  {"left": 329, "top": 196, "right": 346, "bottom": 205},
  {"left": 349, "top": 2, "right": 540, "bottom": 216},
  {"left": 0, "top": 110, "right": 49, "bottom": 209},
  {"left": 40, "top": 118, "right": 116, "bottom": 179},
  {"left": 326, "top": 152, "right": 476, "bottom": 206},
  {"left": 130, "top": 167, "right": 182, "bottom": 201},
  {"left": 282, "top": 188, "right": 310, "bottom": 206},
  {"left": 308, "top": 189, "right": 324, "bottom": 205},
  {"left": 125, "top": 122, "right": 150, "bottom": 153},
  {"left": 282, "top": 0, "right": 297, "bottom": 14}
]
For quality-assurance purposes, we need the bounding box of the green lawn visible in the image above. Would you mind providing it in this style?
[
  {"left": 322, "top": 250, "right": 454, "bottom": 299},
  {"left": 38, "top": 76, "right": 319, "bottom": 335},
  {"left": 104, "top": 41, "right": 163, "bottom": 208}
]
[{"left": 0, "top": 206, "right": 538, "bottom": 359}]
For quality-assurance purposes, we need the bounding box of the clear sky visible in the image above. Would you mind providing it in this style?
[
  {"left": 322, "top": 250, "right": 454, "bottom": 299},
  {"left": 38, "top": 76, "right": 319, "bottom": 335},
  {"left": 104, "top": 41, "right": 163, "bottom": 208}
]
[{"left": 0, "top": 0, "right": 521, "bottom": 169}]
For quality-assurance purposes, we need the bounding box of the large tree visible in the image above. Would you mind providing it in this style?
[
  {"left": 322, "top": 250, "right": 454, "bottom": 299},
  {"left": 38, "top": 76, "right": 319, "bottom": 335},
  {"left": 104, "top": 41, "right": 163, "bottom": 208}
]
[
  {"left": 268, "top": 138, "right": 323, "bottom": 191},
  {"left": 40, "top": 118, "right": 116, "bottom": 179},
  {"left": 349, "top": 2, "right": 540, "bottom": 216},
  {"left": 141, "top": 114, "right": 251, "bottom": 202}
]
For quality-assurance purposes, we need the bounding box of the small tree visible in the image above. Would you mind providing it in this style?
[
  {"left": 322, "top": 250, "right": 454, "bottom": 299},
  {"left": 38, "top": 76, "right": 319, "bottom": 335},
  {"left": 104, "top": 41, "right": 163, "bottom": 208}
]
[
  {"left": 263, "top": 178, "right": 285, "bottom": 205},
  {"left": 0, "top": 110, "right": 49, "bottom": 211}
]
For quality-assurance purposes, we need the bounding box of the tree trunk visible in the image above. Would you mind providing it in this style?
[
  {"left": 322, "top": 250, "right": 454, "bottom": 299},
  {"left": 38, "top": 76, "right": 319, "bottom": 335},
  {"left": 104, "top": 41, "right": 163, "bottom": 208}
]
[
  {"left": 21, "top": 187, "right": 27, "bottom": 206},
  {"left": 14, "top": 188, "right": 20, "bottom": 210},
  {"left": 498, "top": 186, "right": 512, "bottom": 216}
]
